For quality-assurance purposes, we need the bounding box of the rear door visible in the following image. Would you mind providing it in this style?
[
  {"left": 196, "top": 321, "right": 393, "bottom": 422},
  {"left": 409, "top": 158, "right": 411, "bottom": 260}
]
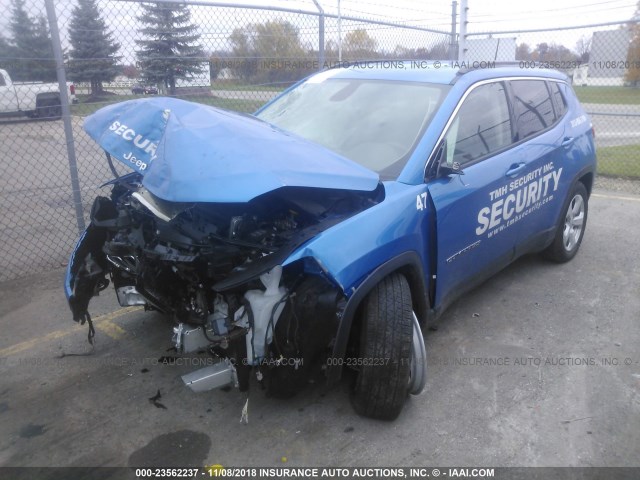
[
  {"left": 506, "top": 79, "right": 570, "bottom": 254},
  {"left": 427, "top": 80, "right": 520, "bottom": 309}
]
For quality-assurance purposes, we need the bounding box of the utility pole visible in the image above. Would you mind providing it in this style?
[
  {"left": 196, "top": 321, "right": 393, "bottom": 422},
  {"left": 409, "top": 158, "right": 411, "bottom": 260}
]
[
  {"left": 458, "top": 0, "right": 468, "bottom": 62},
  {"left": 338, "top": 0, "right": 342, "bottom": 63},
  {"left": 450, "top": 1, "right": 458, "bottom": 60}
]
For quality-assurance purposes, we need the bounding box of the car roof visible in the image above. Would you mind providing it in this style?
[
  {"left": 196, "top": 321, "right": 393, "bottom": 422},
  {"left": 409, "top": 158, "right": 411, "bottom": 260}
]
[{"left": 326, "top": 60, "right": 568, "bottom": 84}]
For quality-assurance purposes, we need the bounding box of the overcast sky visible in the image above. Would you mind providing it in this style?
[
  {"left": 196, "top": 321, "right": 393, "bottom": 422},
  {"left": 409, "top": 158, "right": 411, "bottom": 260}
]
[
  {"left": 5, "top": 0, "right": 639, "bottom": 61},
  {"left": 180, "top": 0, "right": 638, "bottom": 56},
  {"left": 203, "top": 0, "right": 638, "bottom": 31},
  {"left": 8, "top": 0, "right": 639, "bottom": 32},
  {"left": 163, "top": 0, "right": 640, "bottom": 53}
]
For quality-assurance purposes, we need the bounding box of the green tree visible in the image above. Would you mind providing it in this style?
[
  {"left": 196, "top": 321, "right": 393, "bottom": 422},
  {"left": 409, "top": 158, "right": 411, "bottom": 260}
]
[
  {"left": 392, "top": 45, "right": 411, "bottom": 59},
  {"left": 8, "top": 0, "right": 33, "bottom": 80},
  {"left": 343, "top": 29, "right": 378, "bottom": 61},
  {"left": 208, "top": 50, "right": 230, "bottom": 81},
  {"left": 136, "top": 2, "right": 205, "bottom": 95},
  {"left": 516, "top": 43, "right": 532, "bottom": 61},
  {"left": 229, "top": 20, "right": 307, "bottom": 84},
  {"left": 626, "top": 32, "right": 640, "bottom": 86},
  {"left": 30, "top": 16, "right": 57, "bottom": 82},
  {"left": 535, "top": 42, "right": 550, "bottom": 61},
  {"left": 68, "top": 0, "right": 121, "bottom": 96},
  {"left": 323, "top": 38, "right": 339, "bottom": 64},
  {"left": 575, "top": 35, "right": 591, "bottom": 63},
  {"left": 229, "top": 27, "right": 258, "bottom": 81},
  {"left": 625, "top": 2, "right": 640, "bottom": 86},
  {"left": 532, "top": 42, "right": 578, "bottom": 65},
  {"left": 425, "top": 41, "right": 450, "bottom": 60},
  {"left": 254, "top": 20, "right": 306, "bottom": 84},
  {"left": 8, "top": 0, "right": 56, "bottom": 81},
  {"left": 390, "top": 43, "right": 446, "bottom": 61}
]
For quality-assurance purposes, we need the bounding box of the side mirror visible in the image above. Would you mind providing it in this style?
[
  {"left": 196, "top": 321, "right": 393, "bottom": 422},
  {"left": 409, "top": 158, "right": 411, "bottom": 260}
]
[
  {"left": 438, "top": 161, "right": 464, "bottom": 176},
  {"left": 426, "top": 139, "right": 465, "bottom": 181},
  {"left": 432, "top": 139, "right": 464, "bottom": 178}
]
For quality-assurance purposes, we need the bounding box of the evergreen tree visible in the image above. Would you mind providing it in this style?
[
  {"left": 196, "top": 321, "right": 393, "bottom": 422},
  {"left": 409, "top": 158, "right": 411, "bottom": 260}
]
[
  {"left": 68, "top": 0, "right": 121, "bottom": 96},
  {"left": 30, "top": 15, "right": 57, "bottom": 82},
  {"left": 8, "top": 0, "right": 56, "bottom": 81},
  {"left": 9, "top": 0, "right": 33, "bottom": 80},
  {"left": 136, "top": 2, "right": 205, "bottom": 95}
]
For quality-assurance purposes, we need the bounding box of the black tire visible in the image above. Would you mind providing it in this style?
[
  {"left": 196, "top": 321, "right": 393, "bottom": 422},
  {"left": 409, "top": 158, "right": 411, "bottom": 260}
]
[
  {"left": 50, "top": 102, "right": 62, "bottom": 119},
  {"left": 544, "top": 182, "right": 588, "bottom": 263},
  {"left": 351, "top": 272, "right": 413, "bottom": 420},
  {"left": 36, "top": 97, "right": 62, "bottom": 120}
]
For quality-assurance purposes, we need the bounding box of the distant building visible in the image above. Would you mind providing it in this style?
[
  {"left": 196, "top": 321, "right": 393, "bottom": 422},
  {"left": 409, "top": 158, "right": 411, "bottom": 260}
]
[
  {"left": 585, "top": 29, "right": 632, "bottom": 86},
  {"left": 465, "top": 38, "right": 517, "bottom": 63},
  {"left": 217, "top": 68, "right": 238, "bottom": 81},
  {"left": 573, "top": 64, "right": 589, "bottom": 86},
  {"left": 175, "top": 62, "right": 211, "bottom": 88}
]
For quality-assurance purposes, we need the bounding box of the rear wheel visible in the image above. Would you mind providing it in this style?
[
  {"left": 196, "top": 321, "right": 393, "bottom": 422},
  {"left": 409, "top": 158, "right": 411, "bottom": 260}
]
[
  {"left": 351, "top": 273, "right": 414, "bottom": 420},
  {"left": 36, "top": 97, "right": 62, "bottom": 119},
  {"left": 544, "top": 182, "right": 588, "bottom": 263}
]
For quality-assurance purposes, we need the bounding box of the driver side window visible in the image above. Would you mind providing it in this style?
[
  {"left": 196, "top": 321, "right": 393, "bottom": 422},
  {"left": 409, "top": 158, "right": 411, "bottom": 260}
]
[{"left": 444, "top": 82, "right": 513, "bottom": 167}]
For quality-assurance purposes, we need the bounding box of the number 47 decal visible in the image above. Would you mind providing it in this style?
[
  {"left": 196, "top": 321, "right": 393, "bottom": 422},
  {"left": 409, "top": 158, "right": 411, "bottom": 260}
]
[{"left": 416, "top": 192, "right": 428, "bottom": 211}]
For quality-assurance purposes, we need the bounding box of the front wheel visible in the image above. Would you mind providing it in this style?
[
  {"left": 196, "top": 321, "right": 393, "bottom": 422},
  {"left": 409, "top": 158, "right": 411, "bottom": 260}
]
[
  {"left": 351, "top": 272, "right": 415, "bottom": 420},
  {"left": 409, "top": 312, "right": 427, "bottom": 395},
  {"left": 544, "top": 182, "right": 588, "bottom": 262}
]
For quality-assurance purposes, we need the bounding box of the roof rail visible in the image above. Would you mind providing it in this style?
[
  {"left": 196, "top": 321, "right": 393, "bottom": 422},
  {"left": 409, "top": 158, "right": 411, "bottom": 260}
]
[{"left": 456, "top": 61, "right": 523, "bottom": 74}]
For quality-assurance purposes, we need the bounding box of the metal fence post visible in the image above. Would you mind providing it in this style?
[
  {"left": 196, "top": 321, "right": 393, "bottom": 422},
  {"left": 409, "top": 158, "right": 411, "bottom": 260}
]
[
  {"left": 44, "top": 0, "right": 86, "bottom": 234},
  {"left": 312, "top": 0, "right": 325, "bottom": 70},
  {"left": 450, "top": 1, "right": 458, "bottom": 60},
  {"left": 458, "top": 0, "right": 468, "bottom": 62}
]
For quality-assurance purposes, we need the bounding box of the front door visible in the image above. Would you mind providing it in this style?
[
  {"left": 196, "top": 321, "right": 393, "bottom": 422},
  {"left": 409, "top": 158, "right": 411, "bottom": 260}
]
[{"left": 428, "top": 80, "right": 520, "bottom": 309}]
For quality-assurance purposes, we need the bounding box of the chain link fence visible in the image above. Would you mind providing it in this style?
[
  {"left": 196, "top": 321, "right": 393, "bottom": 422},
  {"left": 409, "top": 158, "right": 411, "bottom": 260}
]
[{"left": 0, "top": 0, "right": 639, "bottom": 282}]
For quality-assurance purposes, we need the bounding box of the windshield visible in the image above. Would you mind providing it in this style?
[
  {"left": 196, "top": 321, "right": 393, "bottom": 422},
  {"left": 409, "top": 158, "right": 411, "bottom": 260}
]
[{"left": 257, "top": 76, "right": 450, "bottom": 179}]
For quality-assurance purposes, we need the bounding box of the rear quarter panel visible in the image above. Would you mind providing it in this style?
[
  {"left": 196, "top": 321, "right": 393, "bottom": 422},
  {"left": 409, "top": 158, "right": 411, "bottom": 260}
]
[
  {"left": 545, "top": 82, "right": 597, "bottom": 225},
  {"left": 13, "top": 85, "right": 41, "bottom": 111},
  {"left": 14, "top": 83, "right": 65, "bottom": 111}
]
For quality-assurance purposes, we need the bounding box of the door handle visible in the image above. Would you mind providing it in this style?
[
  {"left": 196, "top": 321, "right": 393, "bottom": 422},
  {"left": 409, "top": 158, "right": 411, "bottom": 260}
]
[
  {"left": 506, "top": 162, "right": 526, "bottom": 177},
  {"left": 561, "top": 137, "right": 575, "bottom": 148}
]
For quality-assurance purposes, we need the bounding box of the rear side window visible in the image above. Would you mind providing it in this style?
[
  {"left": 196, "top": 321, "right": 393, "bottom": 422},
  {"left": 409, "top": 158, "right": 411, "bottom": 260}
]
[
  {"left": 510, "top": 80, "right": 555, "bottom": 140},
  {"left": 0, "top": 74, "right": 5, "bottom": 87},
  {"left": 445, "top": 81, "right": 513, "bottom": 166},
  {"left": 549, "top": 82, "right": 567, "bottom": 119}
]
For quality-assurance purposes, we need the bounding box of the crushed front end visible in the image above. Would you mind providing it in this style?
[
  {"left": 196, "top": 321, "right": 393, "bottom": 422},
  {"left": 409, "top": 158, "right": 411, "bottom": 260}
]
[
  {"left": 64, "top": 97, "right": 383, "bottom": 397},
  {"left": 66, "top": 179, "right": 382, "bottom": 394}
]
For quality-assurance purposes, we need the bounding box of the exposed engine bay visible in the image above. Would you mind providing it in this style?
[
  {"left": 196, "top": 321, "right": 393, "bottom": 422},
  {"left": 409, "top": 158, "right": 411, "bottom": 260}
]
[{"left": 66, "top": 171, "right": 383, "bottom": 396}]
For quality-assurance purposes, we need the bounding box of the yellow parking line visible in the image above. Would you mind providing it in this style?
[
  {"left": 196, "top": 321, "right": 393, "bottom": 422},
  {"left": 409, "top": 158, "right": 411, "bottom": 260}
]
[
  {"left": 592, "top": 193, "right": 640, "bottom": 202},
  {"left": 0, "top": 306, "right": 143, "bottom": 357},
  {"left": 96, "top": 320, "right": 127, "bottom": 340}
]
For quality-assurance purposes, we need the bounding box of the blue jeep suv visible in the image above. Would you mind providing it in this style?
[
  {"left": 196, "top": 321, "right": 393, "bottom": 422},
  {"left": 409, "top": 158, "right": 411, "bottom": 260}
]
[{"left": 65, "top": 62, "right": 596, "bottom": 420}]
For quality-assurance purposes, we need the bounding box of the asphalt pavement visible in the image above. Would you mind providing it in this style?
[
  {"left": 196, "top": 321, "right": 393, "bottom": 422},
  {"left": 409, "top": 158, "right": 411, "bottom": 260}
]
[{"left": 0, "top": 191, "right": 638, "bottom": 468}]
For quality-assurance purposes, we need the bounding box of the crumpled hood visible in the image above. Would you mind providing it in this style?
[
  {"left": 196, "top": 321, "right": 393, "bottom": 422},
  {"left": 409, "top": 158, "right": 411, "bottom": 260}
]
[{"left": 83, "top": 97, "right": 380, "bottom": 203}]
